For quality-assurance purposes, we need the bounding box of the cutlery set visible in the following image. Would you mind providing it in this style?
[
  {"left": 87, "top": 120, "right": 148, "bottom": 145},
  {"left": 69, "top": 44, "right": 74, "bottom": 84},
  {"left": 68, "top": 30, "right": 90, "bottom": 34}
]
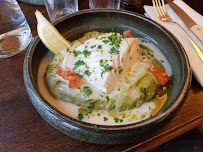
[{"left": 152, "top": 0, "right": 203, "bottom": 62}]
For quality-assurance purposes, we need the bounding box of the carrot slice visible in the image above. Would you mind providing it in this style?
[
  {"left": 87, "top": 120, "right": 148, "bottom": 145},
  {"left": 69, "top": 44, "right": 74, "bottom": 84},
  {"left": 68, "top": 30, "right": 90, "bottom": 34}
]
[
  {"left": 150, "top": 67, "right": 170, "bottom": 85},
  {"left": 123, "top": 29, "right": 133, "bottom": 38},
  {"left": 67, "top": 76, "right": 83, "bottom": 88},
  {"left": 56, "top": 69, "right": 82, "bottom": 88}
]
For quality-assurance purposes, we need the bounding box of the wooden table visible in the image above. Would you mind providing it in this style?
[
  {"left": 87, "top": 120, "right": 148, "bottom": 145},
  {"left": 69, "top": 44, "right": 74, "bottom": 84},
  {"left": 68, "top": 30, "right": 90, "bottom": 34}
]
[{"left": 1, "top": 0, "right": 202, "bottom": 151}]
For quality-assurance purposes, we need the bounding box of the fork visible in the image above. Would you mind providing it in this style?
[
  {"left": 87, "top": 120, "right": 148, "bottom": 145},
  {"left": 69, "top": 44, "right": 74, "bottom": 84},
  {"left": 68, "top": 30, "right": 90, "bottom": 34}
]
[{"left": 152, "top": 0, "right": 203, "bottom": 62}]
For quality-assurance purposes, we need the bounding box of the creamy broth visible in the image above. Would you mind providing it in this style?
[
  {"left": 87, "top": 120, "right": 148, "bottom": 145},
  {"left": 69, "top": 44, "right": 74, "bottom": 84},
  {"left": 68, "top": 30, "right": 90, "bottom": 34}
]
[{"left": 37, "top": 38, "right": 172, "bottom": 125}]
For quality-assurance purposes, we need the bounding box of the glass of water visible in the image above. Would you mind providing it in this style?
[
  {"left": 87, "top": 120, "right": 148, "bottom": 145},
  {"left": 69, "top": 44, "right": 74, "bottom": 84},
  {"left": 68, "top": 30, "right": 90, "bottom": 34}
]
[
  {"left": 44, "top": 0, "right": 78, "bottom": 22},
  {"left": 0, "top": 0, "right": 32, "bottom": 59},
  {"left": 89, "top": 0, "right": 121, "bottom": 9}
]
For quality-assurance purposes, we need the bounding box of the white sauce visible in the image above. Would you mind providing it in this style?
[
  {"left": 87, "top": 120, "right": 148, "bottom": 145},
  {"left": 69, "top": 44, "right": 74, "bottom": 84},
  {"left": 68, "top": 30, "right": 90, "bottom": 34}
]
[{"left": 37, "top": 38, "right": 171, "bottom": 125}]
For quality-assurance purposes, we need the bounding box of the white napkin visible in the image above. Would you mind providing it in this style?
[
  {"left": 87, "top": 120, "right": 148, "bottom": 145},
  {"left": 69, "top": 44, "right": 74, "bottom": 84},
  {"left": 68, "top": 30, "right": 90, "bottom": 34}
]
[{"left": 144, "top": 0, "right": 203, "bottom": 87}]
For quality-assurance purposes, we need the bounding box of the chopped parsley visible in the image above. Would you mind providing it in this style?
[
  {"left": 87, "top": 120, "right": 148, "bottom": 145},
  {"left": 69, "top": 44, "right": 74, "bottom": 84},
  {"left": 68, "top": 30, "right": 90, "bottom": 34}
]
[
  {"left": 114, "top": 117, "right": 119, "bottom": 123},
  {"left": 73, "top": 60, "right": 85, "bottom": 69},
  {"left": 91, "top": 45, "right": 96, "bottom": 49},
  {"left": 139, "top": 44, "right": 154, "bottom": 53},
  {"left": 75, "top": 73, "right": 83, "bottom": 78},
  {"left": 87, "top": 102, "right": 94, "bottom": 114},
  {"left": 119, "top": 69, "right": 123, "bottom": 74},
  {"left": 141, "top": 39, "right": 150, "bottom": 43},
  {"left": 67, "top": 48, "right": 71, "bottom": 53},
  {"left": 82, "top": 86, "right": 92, "bottom": 98},
  {"left": 83, "top": 49, "right": 91, "bottom": 58},
  {"left": 84, "top": 70, "right": 91, "bottom": 76},
  {"left": 106, "top": 96, "right": 110, "bottom": 102},
  {"left": 100, "top": 59, "right": 113, "bottom": 77},
  {"left": 97, "top": 113, "right": 101, "bottom": 116},
  {"left": 97, "top": 45, "right": 102, "bottom": 49},
  {"left": 120, "top": 119, "right": 123, "bottom": 123},
  {"left": 73, "top": 50, "right": 82, "bottom": 57},
  {"left": 109, "top": 47, "right": 119, "bottom": 55},
  {"left": 102, "top": 40, "right": 109, "bottom": 44},
  {"left": 140, "top": 87, "right": 147, "bottom": 100},
  {"left": 104, "top": 117, "right": 108, "bottom": 121},
  {"left": 112, "top": 105, "right": 116, "bottom": 110},
  {"left": 141, "top": 52, "right": 145, "bottom": 56},
  {"left": 77, "top": 113, "right": 84, "bottom": 120},
  {"left": 73, "top": 49, "right": 91, "bottom": 58},
  {"left": 94, "top": 125, "right": 100, "bottom": 131}
]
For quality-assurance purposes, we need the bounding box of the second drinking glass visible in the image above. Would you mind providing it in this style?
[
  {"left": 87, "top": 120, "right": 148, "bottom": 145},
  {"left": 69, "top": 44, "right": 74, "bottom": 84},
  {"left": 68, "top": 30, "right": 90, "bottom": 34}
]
[
  {"left": 89, "top": 0, "right": 121, "bottom": 9},
  {"left": 44, "top": 0, "right": 78, "bottom": 22}
]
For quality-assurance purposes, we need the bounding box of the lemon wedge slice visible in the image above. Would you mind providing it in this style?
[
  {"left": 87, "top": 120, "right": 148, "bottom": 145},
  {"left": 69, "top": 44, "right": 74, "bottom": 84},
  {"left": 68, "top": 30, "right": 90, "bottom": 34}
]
[{"left": 35, "top": 10, "right": 71, "bottom": 54}]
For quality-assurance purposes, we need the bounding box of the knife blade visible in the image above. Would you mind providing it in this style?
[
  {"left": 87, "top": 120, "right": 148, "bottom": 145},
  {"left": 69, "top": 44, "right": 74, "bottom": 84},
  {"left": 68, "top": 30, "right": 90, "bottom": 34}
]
[{"left": 168, "top": 1, "right": 203, "bottom": 43}]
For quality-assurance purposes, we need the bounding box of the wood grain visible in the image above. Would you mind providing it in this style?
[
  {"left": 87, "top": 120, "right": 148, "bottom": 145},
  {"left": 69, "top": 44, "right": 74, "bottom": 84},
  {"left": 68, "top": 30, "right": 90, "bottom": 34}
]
[{"left": 0, "top": 0, "right": 202, "bottom": 152}]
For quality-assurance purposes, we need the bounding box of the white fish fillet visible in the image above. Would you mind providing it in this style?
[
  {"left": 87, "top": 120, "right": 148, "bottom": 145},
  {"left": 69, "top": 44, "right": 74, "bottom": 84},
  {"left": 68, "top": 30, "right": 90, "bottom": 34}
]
[{"left": 62, "top": 33, "right": 141, "bottom": 93}]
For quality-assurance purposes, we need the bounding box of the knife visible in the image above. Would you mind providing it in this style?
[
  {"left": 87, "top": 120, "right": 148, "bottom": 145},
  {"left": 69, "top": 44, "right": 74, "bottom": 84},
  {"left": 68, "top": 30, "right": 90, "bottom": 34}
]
[{"left": 168, "top": 1, "right": 203, "bottom": 43}]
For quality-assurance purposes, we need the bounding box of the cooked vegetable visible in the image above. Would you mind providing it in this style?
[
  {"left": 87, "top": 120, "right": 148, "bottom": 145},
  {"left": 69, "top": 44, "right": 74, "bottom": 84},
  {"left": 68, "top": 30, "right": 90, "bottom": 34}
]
[
  {"left": 150, "top": 67, "right": 170, "bottom": 85},
  {"left": 123, "top": 29, "right": 133, "bottom": 38},
  {"left": 44, "top": 30, "right": 172, "bottom": 120},
  {"left": 56, "top": 69, "right": 82, "bottom": 88}
]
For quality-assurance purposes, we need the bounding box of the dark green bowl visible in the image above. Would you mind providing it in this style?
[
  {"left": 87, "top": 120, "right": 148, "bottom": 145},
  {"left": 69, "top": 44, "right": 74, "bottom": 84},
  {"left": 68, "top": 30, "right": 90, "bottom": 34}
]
[{"left": 23, "top": 9, "right": 191, "bottom": 144}]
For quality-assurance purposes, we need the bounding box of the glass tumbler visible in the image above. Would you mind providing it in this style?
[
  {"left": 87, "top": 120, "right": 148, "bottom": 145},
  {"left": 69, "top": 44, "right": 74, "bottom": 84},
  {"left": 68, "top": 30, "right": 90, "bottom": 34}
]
[
  {"left": 89, "top": 0, "right": 121, "bottom": 9},
  {"left": 0, "top": 0, "right": 32, "bottom": 58},
  {"left": 44, "top": 0, "right": 78, "bottom": 22}
]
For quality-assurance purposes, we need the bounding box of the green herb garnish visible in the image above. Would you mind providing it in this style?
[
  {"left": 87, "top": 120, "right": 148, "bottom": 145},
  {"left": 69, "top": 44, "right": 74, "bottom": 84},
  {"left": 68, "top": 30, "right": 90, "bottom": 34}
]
[
  {"left": 91, "top": 45, "right": 96, "bottom": 49},
  {"left": 94, "top": 125, "right": 100, "bottom": 131},
  {"left": 141, "top": 52, "right": 145, "bottom": 56},
  {"left": 75, "top": 73, "right": 83, "bottom": 78},
  {"left": 73, "top": 50, "right": 82, "bottom": 57},
  {"left": 73, "top": 60, "right": 85, "bottom": 69},
  {"left": 109, "top": 47, "right": 119, "bottom": 55},
  {"left": 140, "top": 87, "right": 146, "bottom": 100},
  {"left": 119, "top": 69, "right": 123, "bottom": 74},
  {"left": 104, "top": 117, "right": 108, "bottom": 121},
  {"left": 100, "top": 59, "right": 113, "bottom": 77},
  {"left": 106, "top": 96, "right": 110, "bottom": 102},
  {"left": 83, "top": 49, "right": 91, "bottom": 58},
  {"left": 97, "top": 45, "right": 102, "bottom": 49},
  {"left": 102, "top": 40, "right": 109, "bottom": 44},
  {"left": 114, "top": 117, "right": 119, "bottom": 123},
  {"left": 84, "top": 70, "right": 91, "bottom": 76},
  {"left": 77, "top": 113, "right": 84, "bottom": 120},
  {"left": 82, "top": 86, "right": 92, "bottom": 98}
]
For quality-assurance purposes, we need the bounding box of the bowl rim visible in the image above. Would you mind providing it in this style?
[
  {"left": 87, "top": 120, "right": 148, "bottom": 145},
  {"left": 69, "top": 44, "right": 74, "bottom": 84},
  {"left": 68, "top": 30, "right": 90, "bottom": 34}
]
[{"left": 24, "top": 8, "right": 191, "bottom": 131}]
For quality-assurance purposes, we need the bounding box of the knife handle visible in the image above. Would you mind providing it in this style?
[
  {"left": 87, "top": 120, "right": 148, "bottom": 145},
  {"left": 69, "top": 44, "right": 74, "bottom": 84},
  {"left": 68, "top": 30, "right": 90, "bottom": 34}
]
[
  {"left": 191, "top": 25, "right": 203, "bottom": 43},
  {"left": 175, "top": 22, "right": 203, "bottom": 62}
]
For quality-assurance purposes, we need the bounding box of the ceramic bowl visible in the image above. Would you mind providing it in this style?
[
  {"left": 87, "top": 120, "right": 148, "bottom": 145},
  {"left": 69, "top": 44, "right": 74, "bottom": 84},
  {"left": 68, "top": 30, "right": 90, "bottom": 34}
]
[{"left": 23, "top": 9, "right": 191, "bottom": 144}]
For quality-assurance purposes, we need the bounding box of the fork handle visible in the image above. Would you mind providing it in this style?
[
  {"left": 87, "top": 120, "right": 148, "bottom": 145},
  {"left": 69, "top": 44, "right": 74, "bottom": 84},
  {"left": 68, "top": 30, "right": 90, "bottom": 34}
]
[{"left": 174, "top": 22, "right": 203, "bottom": 62}]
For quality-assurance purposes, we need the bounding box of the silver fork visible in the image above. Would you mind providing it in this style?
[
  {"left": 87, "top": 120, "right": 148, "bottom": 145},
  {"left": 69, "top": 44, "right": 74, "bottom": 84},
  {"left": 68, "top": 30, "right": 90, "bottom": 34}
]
[{"left": 152, "top": 0, "right": 203, "bottom": 62}]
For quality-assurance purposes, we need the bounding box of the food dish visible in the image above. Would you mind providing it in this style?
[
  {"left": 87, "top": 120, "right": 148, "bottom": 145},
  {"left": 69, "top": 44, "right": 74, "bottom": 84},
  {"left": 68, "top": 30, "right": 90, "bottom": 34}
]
[
  {"left": 24, "top": 9, "right": 191, "bottom": 144},
  {"left": 42, "top": 30, "right": 172, "bottom": 125}
]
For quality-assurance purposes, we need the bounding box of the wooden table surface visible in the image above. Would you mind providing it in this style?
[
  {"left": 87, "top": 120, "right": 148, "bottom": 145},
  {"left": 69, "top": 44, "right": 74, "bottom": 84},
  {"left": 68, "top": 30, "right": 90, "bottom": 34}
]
[{"left": 1, "top": 0, "right": 202, "bottom": 152}]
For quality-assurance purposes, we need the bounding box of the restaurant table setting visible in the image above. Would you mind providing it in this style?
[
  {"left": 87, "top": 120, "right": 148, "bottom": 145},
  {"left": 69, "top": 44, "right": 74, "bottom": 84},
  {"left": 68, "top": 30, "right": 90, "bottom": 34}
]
[
  {"left": 0, "top": 0, "right": 202, "bottom": 151},
  {"left": 144, "top": 0, "right": 203, "bottom": 87}
]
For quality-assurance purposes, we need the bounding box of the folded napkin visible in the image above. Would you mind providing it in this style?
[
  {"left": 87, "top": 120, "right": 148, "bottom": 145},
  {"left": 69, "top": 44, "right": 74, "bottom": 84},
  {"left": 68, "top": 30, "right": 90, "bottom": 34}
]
[{"left": 144, "top": 0, "right": 203, "bottom": 87}]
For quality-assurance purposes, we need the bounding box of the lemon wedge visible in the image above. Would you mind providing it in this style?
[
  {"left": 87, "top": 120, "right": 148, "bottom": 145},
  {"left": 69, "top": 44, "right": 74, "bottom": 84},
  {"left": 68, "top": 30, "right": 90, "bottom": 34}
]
[{"left": 35, "top": 10, "right": 71, "bottom": 54}]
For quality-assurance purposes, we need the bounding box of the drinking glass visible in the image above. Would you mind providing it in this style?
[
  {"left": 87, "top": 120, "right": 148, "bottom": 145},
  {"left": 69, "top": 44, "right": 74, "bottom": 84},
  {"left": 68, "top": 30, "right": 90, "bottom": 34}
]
[
  {"left": 89, "top": 0, "right": 121, "bottom": 9},
  {"left": 44, "top": 0, "right": 78, "bottom": 22},
  {"left": 0, "top": 0, "right": 32, "bottom": 58}
]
